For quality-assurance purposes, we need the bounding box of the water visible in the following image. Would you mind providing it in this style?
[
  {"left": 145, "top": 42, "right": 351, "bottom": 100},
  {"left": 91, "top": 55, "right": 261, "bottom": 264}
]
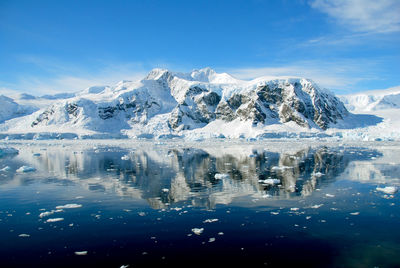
[{"left": 0, "top": 141, "right": 399, "bottom": 267}]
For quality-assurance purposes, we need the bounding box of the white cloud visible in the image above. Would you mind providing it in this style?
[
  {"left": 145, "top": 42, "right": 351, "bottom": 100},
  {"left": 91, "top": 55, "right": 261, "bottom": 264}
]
[
  {"left": 311, "top": 0, "right": 400, "bottom": 33},
  {"left": 2, "top": 56, "right": 149, "bottom": 95},
  {"left": 226, "top": 60, "right": 379, "bottom": 93}
]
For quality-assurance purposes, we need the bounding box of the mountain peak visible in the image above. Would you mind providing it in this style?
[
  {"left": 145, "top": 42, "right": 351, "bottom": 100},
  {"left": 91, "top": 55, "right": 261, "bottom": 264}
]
[
  {"left": 145, "top": 68, "right": 171, "bottom": 80},
  {"left": 190, "top": 67, "right": 216, "bottom": 82}
]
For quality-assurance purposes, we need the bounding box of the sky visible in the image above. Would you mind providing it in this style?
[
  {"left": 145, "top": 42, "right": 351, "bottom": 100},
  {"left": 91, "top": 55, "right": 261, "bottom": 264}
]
[{"left": 0, "top": 0, "right": 399, "bottom": 96}]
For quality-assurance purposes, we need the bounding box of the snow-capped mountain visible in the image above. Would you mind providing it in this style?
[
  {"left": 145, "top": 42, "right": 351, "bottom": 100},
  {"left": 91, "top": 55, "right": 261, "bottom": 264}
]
[
  {"left": 0, "top": 95, "right": 37, "bottom": 123},
  {"left": 340, "top": 86, "right": 400, "bottom": 112},
  {"left": 0, "top": 68, "right": 350, "bottom": 139}
]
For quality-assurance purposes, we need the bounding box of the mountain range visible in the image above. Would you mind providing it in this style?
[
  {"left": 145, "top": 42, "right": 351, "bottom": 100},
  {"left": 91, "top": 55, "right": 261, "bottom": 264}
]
[{"left": 0, "top": 68, "right": 398, "bottom": 140}]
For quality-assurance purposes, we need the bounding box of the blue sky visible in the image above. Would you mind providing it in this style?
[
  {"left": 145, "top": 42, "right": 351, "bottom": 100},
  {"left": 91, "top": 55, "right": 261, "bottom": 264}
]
[{"left": 0, "top": 0, "right": 399, "bottom": 95}]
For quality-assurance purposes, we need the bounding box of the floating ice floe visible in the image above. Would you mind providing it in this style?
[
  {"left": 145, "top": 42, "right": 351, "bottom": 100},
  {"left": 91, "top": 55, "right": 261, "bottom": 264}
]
[
  {"left": 74, "top": 251, "right": 88, "bottom": 256},
  {"left": 0, "top": 147, "right": 18, "bottom": 157},
  {"left": 16, "top": 166, "right": 36, "bottom": 173},
  {"left": 214, "top": 173, "right": 230, "bottom": 180},
  {"left": 46, "top": 218, "right": 64, "bottom": 223},
  {"left": 203, "top": 219, "right": 218, "bottom": 223},
  {"left": 312, "top": 172, "right": 324, "bottom": 177},
  {"left": 325, "top": 194, "right": 335, "bottom": 198},
  {"left": 191, "top": 228, "right": 204, "bottom": 235},
  {"left": 39, "top": 211, "right": 56, "bottom": 218},
  {"left": 121, "top": 155, "right": 130, "bottom": 160},
  {"left": 310, "top": 204, "right": 324, "bottom": 209},
  {"left": 376, "top": 186, "right": 398, "bottom": 195},
  {"left": 350, "top": 212, "right": 360, "bottom": 215},
  {"left": 271, "top": 212, "right": 279, "bottom": 215},
  {"left": 0, "top": 166, "right": 11, "bottom": 172},
  {"left": 259, "top": 179, "right": 280, "bottom": 185},
  {"left": 55, "top": 204, "right": 82, "bottom": 209},
  {"left": 290, "top": 208, "right": 299, "bottom": 211},
  {"left": 18, "top": 234, "right": 30, "bottom": 237},
  {"left": 208, "top": 237, "right": 216, "bottom": 243},
  {"left": 271, "top": 166, "right": 293, "bottom": 171}
]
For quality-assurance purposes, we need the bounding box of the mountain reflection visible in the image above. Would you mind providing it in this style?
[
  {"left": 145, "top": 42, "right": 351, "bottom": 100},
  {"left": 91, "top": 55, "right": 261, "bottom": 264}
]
[{"left": 7, "top": 145, "right": 382, "bottom": 209}]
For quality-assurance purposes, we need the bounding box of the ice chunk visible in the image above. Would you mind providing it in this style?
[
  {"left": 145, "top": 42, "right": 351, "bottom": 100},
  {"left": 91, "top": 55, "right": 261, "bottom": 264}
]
[
  {"left": 0, "top": 166, "right": 11, "bottom": 172},
  {"left": 310, "top": 204, "right": 324, "bottom": 209},
  {"left": 312, "top": 172, "right": 324, "bottom": 177},
  {"left": 39, "top": 211, "right": 55, "bottom": 218},
  {"left": 16, "top": 166, "right": 36, "bottom": 173},
  {"left": 46, "top": 218, "right": 64, "bottom": 223},
  {"left": 376, "top": 186, "right": 398, "bottom": 195},
  {"left": 271, "top": 166, "right": 293, "bottom": 171},
  {"left": 203, "top": 219, "right": 218, "bottom": 223},
  {"left": 325, "top": 194, "right": 335, "bottom": 198},
  {"left": 0, "top": 147, "right": 18, "bottom": 157},
  {"left": 18, "top": 234, "right": 30, "bottom": 237},
  {"left": 55, "top": 204, "right": 82, "bottom": 209},
  {"left": 191, "top": 228, "right": 204, "bottom": 235},
  {"left": 74, "top": 251, "right": 88, "bottom": 256},
  {"left": 214, "top": 173, "right": 230, "bottom": 180},
  {"left": 350, "top": 212, "right": 360, "bottom": 215},
  {"left": 259, "top": 179, "right": 280, "bottom": 185},
  {"left": 290, "top": 208, "right": 299, "bottom": 211},
  {"left": 121, "top": 155, "right": 130, "bottom": 160},
  {"left": 208, "top": 237, "right": 216, "bottom": 243}
]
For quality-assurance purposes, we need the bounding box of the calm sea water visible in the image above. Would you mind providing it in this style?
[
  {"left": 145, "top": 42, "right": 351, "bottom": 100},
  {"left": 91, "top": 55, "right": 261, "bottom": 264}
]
[{"left": 0, "top": 141, "right": 399, "bottom": 268}]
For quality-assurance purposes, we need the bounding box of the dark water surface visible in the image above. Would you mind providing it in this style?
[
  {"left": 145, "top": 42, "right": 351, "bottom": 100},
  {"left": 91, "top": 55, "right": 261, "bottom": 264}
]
[{"left": 0, "top": 141, "right": 399, "bottom": 267}]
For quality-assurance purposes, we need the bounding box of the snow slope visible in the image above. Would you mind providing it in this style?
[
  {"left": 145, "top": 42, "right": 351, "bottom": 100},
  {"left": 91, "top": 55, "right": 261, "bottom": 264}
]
[{"left": 333, "top": 87, "right": 400, "bottom": 141}]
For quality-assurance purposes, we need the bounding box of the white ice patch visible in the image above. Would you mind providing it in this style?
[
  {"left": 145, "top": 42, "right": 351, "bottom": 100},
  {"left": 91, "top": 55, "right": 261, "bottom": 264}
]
[
  {"left": 312, "top": 172, "right": 324, "bottom": 177},
  {"left": 74, "top": 251, "right": 88, "bottom": 256},
  {"left": 271, "top": 166, "right": 293, "bottom": 171},
  {"left": 55, "top": 204, "right": 82, "bottom": 209},
  {"left": 191, "top": 228, "right": 204, "bottom": 235},
  {"left": 46, "top": 218, "right": 64, "bottom": 223},
  {"left": 310, "top": 204, "right": 324, "bottom": 209},
  {"left": 203, "top": 219, "right": 218, "bottom": 223},
  {"left": 214, "top": 173, "right": 230, "bottom": 180},
  {"left": 376, "top": 186, "right": 398, "bottom": 195},
  {"left": 121, "top": 155, "right": 130, "bottom": 160},
  {"left": 208, "top": 237, "right": 216, "bottom": 243},
  {"left": 350, "top": 212, "right": 360, "bottom": 215},
  {"left": 18, "top": 234, "right": 30, "bottom": 237},
  {"left": 259, "top": 179, "right": 280, "bottom": 185},
  {"left": 290, "top": 208, "right": 299, "bottom": 211},
  {"left": 0, "top": 166, "right": 11, "bottom": 172},
  {"left": 39, "top": 211, "right": 55, "bottom": 218},
  {"left": 325, "top": 194, "right": 335, "bottom": 198},
  {"left": 16, "top": 166, "right": 36, "bottom": 173}
]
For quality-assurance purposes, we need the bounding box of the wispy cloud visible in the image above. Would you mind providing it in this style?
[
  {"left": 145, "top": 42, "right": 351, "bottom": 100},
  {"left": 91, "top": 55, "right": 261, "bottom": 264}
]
[
  {"left": 310, "top": 0, "right": 400, "bottom": 33},
  {"left": 3, "top": 56, "right": 150, "bottom": 95},
  {"left": 226, "top": 59, "right": 380, "bottom": 93}
]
